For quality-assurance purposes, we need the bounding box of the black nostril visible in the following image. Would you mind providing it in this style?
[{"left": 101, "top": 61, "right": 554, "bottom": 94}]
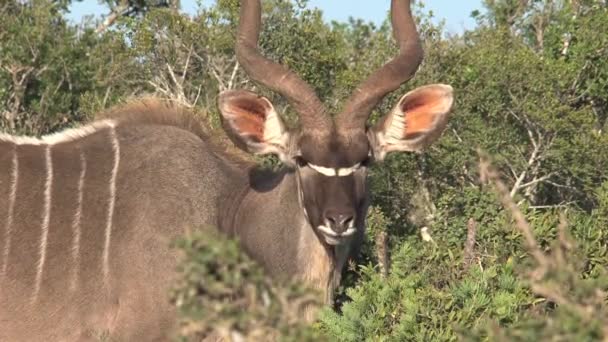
[
  {"left": 324, "top": 211, "right": 355, "bottom": 234},
  {"left": 342, "top": 215, "right": 354, "bottom": 227}
]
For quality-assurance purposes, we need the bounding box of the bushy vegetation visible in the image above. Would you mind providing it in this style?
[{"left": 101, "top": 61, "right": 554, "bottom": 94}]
[
  {"left": 1, "top": 0, "right": 607, "bottom": 340},
  {"left": 171, "top": 231, "right": 323, "bottom": 341}
]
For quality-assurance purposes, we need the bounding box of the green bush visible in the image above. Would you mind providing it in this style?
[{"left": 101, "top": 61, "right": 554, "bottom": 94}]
[{"left": 171, "top": 231, "right": 325, "bottom": 341}]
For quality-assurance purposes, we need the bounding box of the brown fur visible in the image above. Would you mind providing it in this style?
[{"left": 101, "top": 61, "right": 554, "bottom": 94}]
[
  {"left": 98, "top": 98, "right": 254, "bottom": 167},
  {"left": 0, "top": 100, "right": 243, "bottom": 340},
  {"left": 0, "top": 97, "right": 348, "bottom": 340},
  {"left": 97, "top": 98, "right": 210, "bottom": 141},
  {"left": 0, "top": 1, "right": 452, "bottom": 339}
]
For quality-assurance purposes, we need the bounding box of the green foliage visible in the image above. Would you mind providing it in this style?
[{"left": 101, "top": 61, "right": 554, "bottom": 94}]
[
  {"left": 319, "top": 180, "right": 608, "bottom": 341},
  {"left": 0, "top": 0, "right": 100, "bottom": 134},
  {"left": 171, "top": 231, "right": 324, "bottom": 341}
]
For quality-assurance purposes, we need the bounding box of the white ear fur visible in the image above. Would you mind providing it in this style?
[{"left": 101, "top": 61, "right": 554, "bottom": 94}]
[
  {"left": 259, "top": 102, "right": 289, "bottom": 154},
  {"left": 218, "top": 90, "right": 290, "bottom": 159},
  {"left": 369, "top": 84, "right": 454, "bottom": 161}
]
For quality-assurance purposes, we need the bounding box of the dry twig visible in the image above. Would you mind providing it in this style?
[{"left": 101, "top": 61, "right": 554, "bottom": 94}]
[
  {"left": 479, "top": 151, "right": 550, "bottom": 274},
  {"left": 479, "top": 151, "right": 608, "bottom": 335},
  {"left": 463, "top": 218, "right": 477, "bottom": 269}
]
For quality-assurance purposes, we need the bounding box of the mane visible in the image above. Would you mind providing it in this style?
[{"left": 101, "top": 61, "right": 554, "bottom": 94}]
[
  {"left": 99, "top": 97, "right": 253, "bottom": 166},
  {"left": 97, "top": 97, "right": 210, "bottom": 142}
]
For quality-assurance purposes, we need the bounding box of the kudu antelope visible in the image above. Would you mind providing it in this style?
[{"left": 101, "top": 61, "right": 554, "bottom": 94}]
[{"left": 0, "top": 0, "right": 453, "bottom": 340}]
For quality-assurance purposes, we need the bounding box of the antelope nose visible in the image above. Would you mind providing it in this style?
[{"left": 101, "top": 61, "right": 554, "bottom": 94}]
[{"left": 324, "top": 211, "right": 355, "bottom": 234}]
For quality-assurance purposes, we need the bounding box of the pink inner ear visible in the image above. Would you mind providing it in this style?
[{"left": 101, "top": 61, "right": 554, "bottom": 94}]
[
  {"left": 401, "top": 91, "right": 443, "bottom": 139},
  {"left": 226, "top": 99, "right": 270, "bottom": 142}
]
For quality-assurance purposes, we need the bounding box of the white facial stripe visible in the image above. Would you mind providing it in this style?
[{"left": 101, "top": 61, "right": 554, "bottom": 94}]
[
  {"left": 323, "top": 235, "right": 342, "bottom": 246},
  {"left": 317, "top": 225, "right": 357, "bottom": 245},
  {"left": 317, "top": 225, "right": 339, "bottom": 237},
  {"left": 337, "top": 164, "right": 360, "bottom": 176},
  {"left": 317, "top": 225, "right": 357, "bottom": 237},
  {"left": 308, "top": 163, "right": 361, "bottom": 177},
  {"left": 342, "top": 227, "right": 357, "bottom": 236},
  {"left": 308, "top": 164, "right": 335, "bottom": 176}
]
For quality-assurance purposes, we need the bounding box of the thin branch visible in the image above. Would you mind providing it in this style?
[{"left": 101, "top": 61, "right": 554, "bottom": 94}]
[
  {"left": 530, "top": 283, "right": 592, "bottom": 320},
  {"left": 102, "top": 86, "right": 112, "bottom": 108},
  {"left": 451, "top": 128, "right": 463, "bottom": 143},
  {"left": 96, "top": 3, "right": 130, "bottom": 34},
  {"left": 165, "top": 63, "right": 186, "bottom": 103},
  {"left": 506, "top": 163, "right": 519, "bottom": 180},
  {"left": 544, "top": 180, "right": 576, "bottom": 190},
  {"left": 227, "top": 61, "right": 240, "bottom": 90},
  {"left": 375, "top": 231, "right": 389, "bottom": 278},
  {"left": 479, "top": 152, "right": 550, "bottom": 272},
  {"left": 181, "top": 44, "right": 193, "bottom": 86},
  {"left": 192, "top": 85, "right": 202, "bottom": 108},
  {"left": 147, "top": 80, "right": 170, "bottom": 96},
  {"left": 519, "top": 171, "right": 556, "bottom": 189},
  {"left": 510, "top": 141, "right": 541, "bottom": 197},
  {"left": 528, "top": 203, "right": 573, "bottom": 210},
  {"left": 210, "top": 68, "right": 227, "bottom": 92},
  {"left": 463, "top": 218, "right": 478, "bottom": 269}
]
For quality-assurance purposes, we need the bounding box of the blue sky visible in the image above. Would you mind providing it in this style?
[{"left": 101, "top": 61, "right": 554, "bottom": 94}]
[{"left": 68, "top": 0, "right": 484, "bottom": 33}]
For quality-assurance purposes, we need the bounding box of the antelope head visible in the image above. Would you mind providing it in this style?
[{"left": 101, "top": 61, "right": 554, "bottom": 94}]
[{"left": 218, "top": 0, "right": 454, "bottom": 246}]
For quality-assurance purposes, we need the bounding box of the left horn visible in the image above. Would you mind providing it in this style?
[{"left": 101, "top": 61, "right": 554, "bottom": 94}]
[
  {"left": 236, "top": 0, "right": 331, "bottom": 133},
  {"left": 335, "top": 0, "right": 423, "bottom": 132}
]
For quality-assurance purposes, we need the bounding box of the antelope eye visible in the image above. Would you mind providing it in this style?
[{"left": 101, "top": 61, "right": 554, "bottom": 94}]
[
  {"left": 361, "top": 156, "right": 372, "bottom": 167},
  {"left": 294, "top": 156, "right": 308, "bottom": 167}
]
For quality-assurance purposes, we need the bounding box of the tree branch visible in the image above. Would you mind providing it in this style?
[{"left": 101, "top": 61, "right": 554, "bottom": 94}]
[
  {"left": 96, "top": 2, "right": 130, "bottom": 34},
  {"left": 463, "top": 218, "right": 478, "bottom": 270},
  {"left": 227, "top": 61, "right": 240, "bottom": 90},
  {"left": 479, "top": 152, "right": 550, "bottom": 271}
]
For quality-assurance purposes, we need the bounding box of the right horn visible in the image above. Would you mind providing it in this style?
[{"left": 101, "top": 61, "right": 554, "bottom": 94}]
[
  {"left": 236, "top": 0, "right": 331, "bottom": 133},
  {"left": 336, "top": 0, "right": 423, "bottom": 132}
]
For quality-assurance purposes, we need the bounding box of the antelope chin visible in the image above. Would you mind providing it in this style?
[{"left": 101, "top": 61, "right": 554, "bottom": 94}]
[
  {"left": 323, "top": 235, "right": 343, "bottom": 246},
  {"left": 317, "top": 225, "right": 357, "bottom": 245}
]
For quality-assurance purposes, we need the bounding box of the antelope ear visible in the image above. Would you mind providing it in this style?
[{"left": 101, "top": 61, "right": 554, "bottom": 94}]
[
  {"left": 218, "top": 90, "right": 290, "bottom": 160},
  {"left": 368, "top": 84, "right": 454, "bottom": 161}
]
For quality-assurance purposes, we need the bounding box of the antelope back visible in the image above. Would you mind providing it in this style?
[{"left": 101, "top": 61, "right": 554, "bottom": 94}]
[{"left": 0, "top": 101, "right": 238, "bottom": 340}]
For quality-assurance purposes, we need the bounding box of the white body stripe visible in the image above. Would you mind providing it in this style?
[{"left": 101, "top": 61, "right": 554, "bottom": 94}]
[
  {"left": 103, "top": 124, "right": 120, "bottom": 287},
  {"left": 0, "top": 120, "right": 117, "bottom": 146},
  {"left": 1, "top": 147, "right": 18, "bottom": 278},
  {"left": 308, "top": 163, "right": 361, "bottom": 177},
  {"left": 70, "top": 151, "right": 86, "bottom": 291},
  {"left": 33, "top": 145, "right": 53, "bottom": 303}
]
